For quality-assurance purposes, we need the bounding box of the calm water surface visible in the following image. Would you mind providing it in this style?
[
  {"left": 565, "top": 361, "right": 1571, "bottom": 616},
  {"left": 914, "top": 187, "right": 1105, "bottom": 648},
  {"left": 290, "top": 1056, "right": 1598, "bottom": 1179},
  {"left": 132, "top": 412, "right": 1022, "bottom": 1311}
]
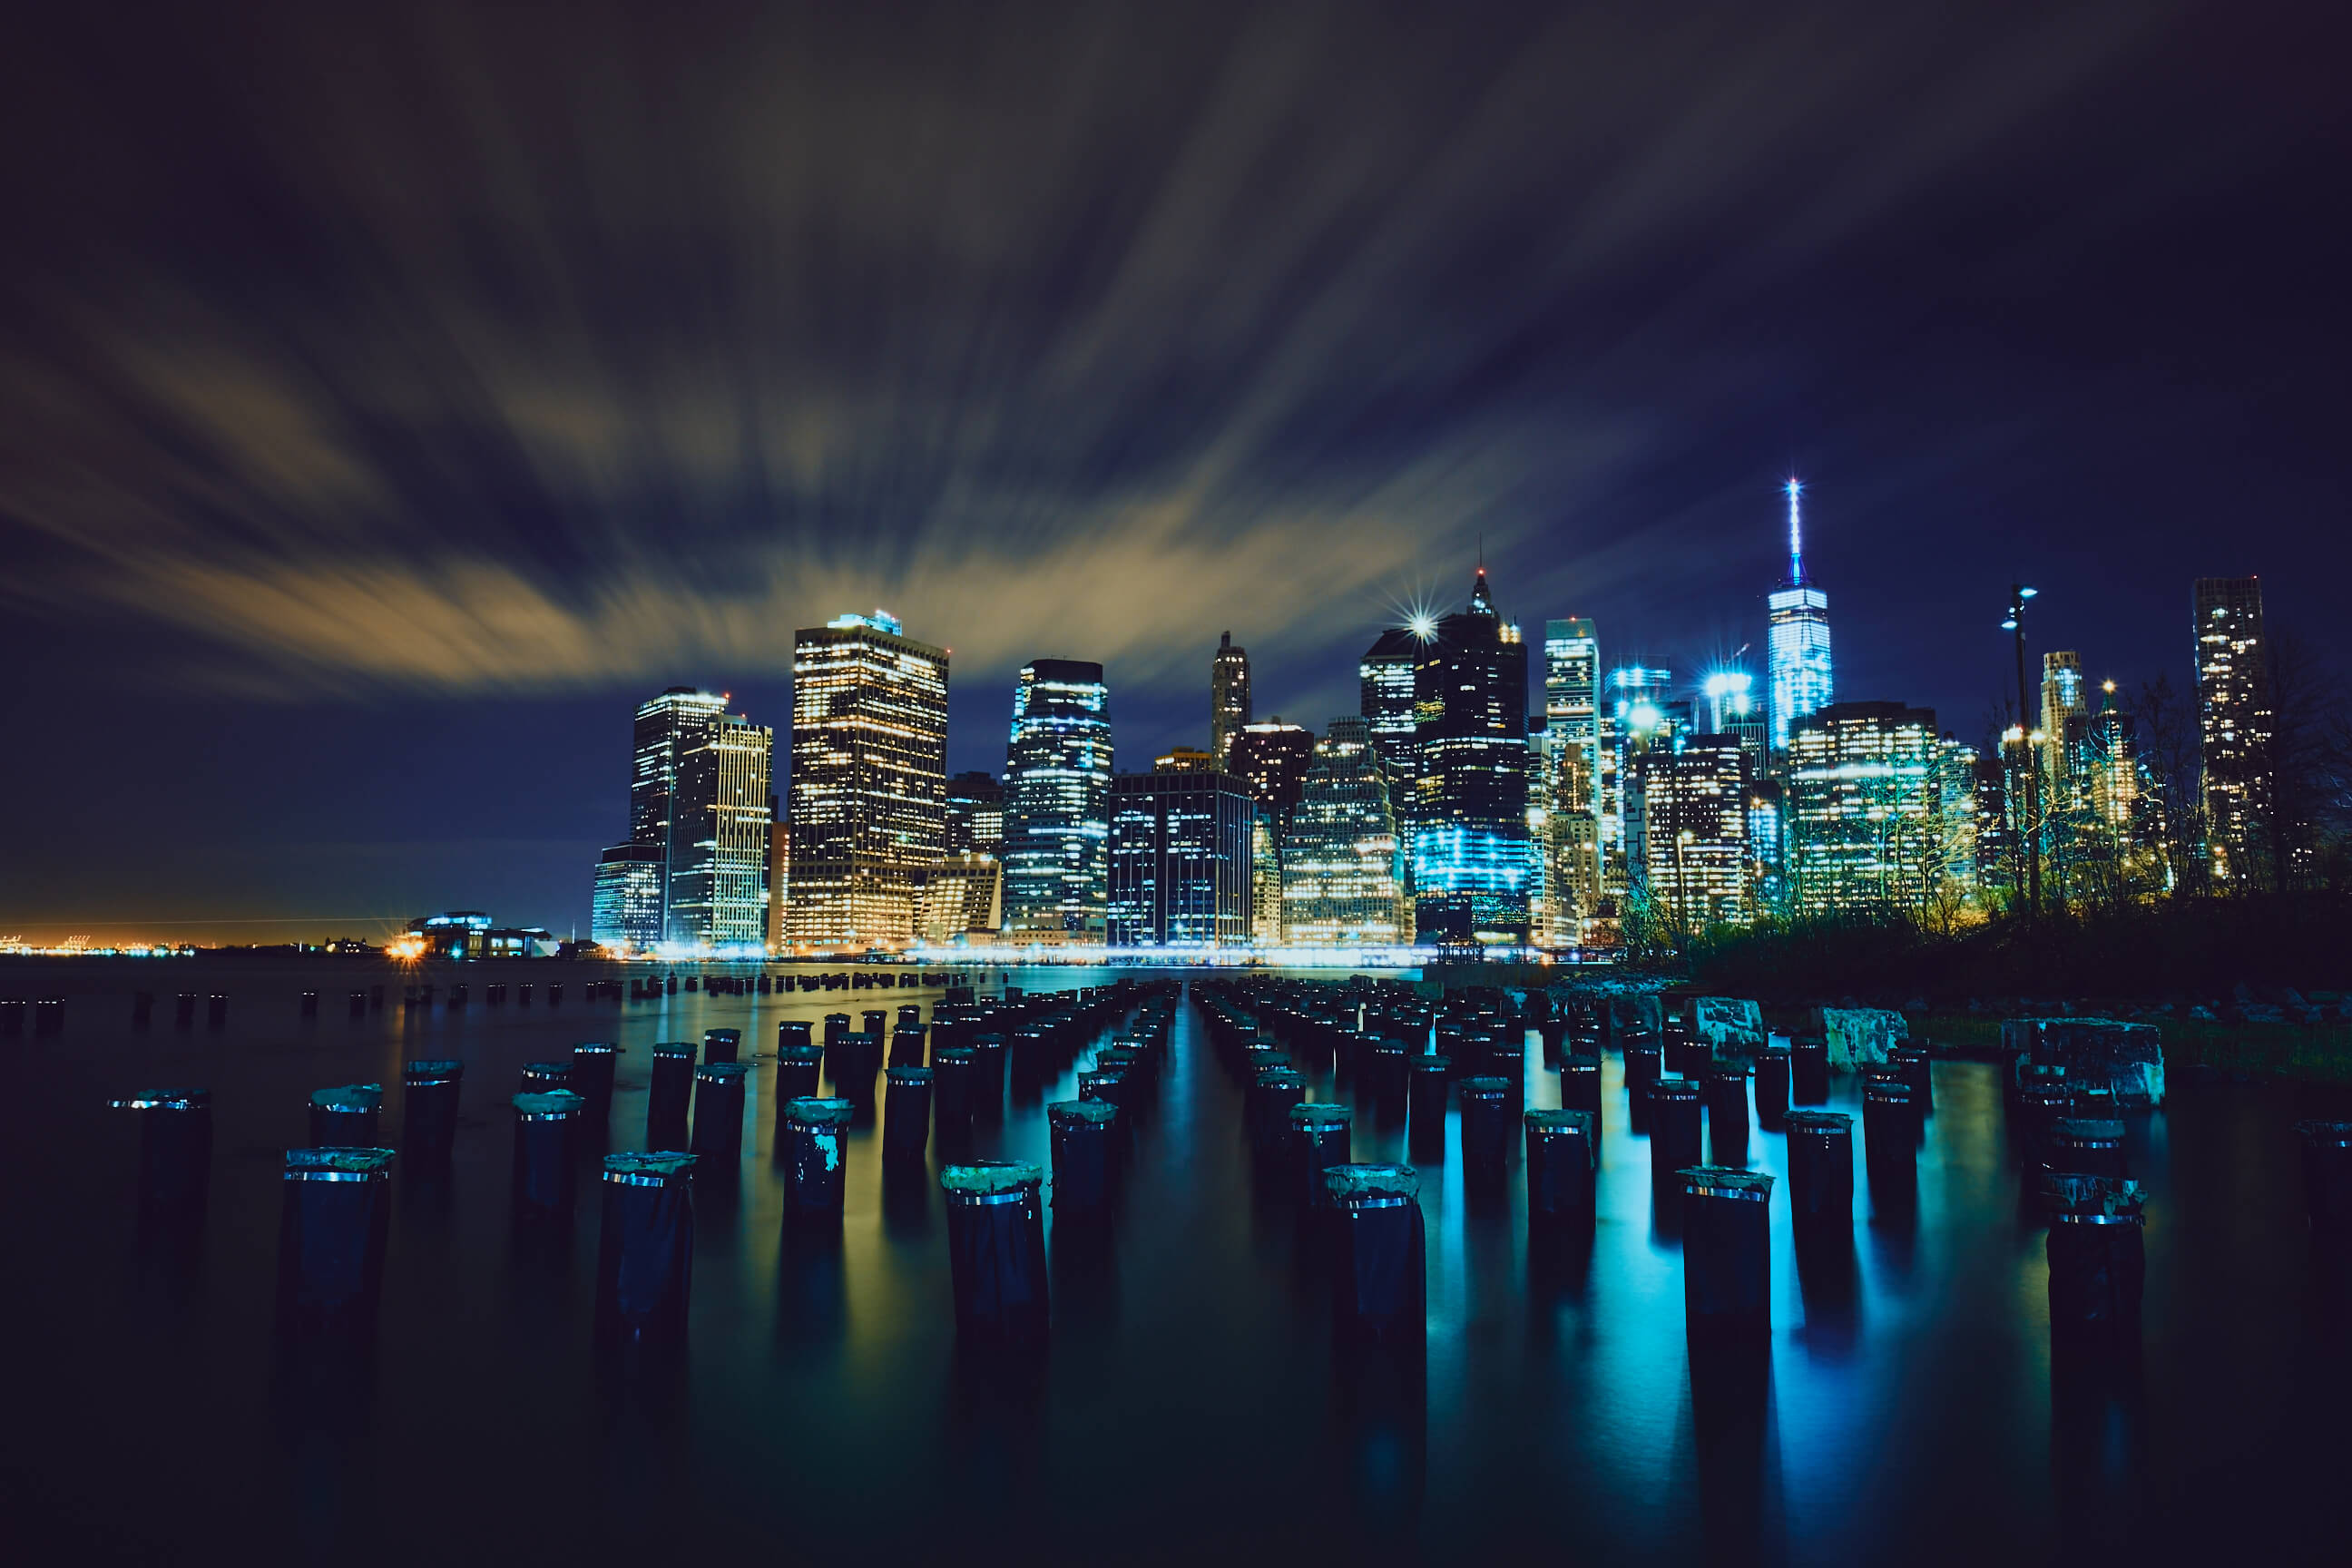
[{"left": 5, "top": 960, "right": 2349, "bottom": 1565}]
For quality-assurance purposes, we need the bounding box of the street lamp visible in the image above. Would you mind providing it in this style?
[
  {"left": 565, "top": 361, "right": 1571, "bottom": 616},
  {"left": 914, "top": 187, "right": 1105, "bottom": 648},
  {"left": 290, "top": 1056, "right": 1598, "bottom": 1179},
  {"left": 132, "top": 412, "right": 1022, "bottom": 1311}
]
[{"left": 2005, "top": 583, "right": 2041, "bottom": 916}]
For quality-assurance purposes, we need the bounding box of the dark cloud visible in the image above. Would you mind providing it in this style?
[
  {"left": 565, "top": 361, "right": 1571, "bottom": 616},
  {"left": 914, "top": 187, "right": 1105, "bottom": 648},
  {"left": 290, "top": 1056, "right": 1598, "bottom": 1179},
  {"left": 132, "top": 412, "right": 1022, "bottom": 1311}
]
[{"left": 0, "top": 0, "right": 2344, "bottom": 936}]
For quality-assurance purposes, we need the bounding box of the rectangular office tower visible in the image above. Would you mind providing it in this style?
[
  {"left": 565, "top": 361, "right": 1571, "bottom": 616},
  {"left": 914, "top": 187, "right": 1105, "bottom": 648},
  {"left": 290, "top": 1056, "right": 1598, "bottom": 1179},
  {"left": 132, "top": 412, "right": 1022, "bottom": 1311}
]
[
  {"left": 666, "top": 710, "right": 775, "bottom": 948},
  {"left": 1627, "top": 734, "right": 1750, "bottom": 931},
  {"left": 594, "top": 687, "right": 770, "bottom": 951},
  {"left": 1409, "top": 567, "right": 1533, "bottom": 946},
  {"left": 2193, "top": 576, "right": 2271, "bottom": 889},
  {"left": 786, "top": 610, "right": 950, "bottom": 951},
  {"left": 1107, "top": 769, "right": 1254, "bottom": 946},
  {"left": 1004, "top": 659, "right": 1112, "bottom": 941},
  {"left": 1543, "top": 618, "right": 1601, "bottom": 940},
  {"left": 1281, "top": 718, "right": 1405, "bottom": 946},
  {"left": 1784, "top": 701, "right": 1975, "bottom": 917}
]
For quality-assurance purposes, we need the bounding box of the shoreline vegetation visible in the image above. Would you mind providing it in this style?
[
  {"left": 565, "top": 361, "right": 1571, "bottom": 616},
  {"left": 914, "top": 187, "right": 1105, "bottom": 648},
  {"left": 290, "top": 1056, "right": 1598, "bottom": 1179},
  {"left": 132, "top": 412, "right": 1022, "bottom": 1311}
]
[{"left": 1663, "top": 893, "right": 2352, "bottom": 1087}]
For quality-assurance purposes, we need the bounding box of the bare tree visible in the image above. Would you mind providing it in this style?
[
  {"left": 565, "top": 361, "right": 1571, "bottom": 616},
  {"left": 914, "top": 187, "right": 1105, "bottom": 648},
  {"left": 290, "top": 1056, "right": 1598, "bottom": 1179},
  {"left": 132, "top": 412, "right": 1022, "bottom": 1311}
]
[{"left": 2130, "top": 671, "right": 2206, "bottom": 897}]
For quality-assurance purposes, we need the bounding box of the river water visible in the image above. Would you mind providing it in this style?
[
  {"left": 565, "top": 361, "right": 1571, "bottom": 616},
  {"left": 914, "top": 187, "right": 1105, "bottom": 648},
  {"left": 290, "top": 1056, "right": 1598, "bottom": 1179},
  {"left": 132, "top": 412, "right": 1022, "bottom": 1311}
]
[{"left": 4, "top": 958, "right": 2347, "bottom": 1564}]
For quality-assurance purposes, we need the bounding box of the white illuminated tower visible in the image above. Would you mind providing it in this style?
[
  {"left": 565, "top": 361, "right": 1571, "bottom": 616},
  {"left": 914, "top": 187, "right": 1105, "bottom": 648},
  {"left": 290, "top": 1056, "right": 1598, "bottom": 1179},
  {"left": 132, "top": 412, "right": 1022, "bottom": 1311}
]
[{"left": 1767, "top": 478, "right": 1833, "bottom": 754}]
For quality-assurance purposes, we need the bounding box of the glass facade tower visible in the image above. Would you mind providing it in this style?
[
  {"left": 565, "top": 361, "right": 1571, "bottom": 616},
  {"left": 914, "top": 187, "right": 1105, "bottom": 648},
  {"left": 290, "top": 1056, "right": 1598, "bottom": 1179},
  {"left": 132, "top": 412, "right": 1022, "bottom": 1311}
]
[
  {"left": 1281, "top": 717, "right": 1405, "bottom": 946},
  {"left": 1408, "top": 568, "right": 1532, "bottom": 946},
  {"left": 786, "top": 610, "right": 950, "bottom": 951},
  {"left": 1210, "top": 632, "right": 1251, "bottom": 767},
  {"left": 1767, "top": 479, "right": 1834, "bottom": 754},
  {"left": 1107, "top": 769, "right": 1254, "bottom": 946},
  {"left": 1543, "top": 618, "right": 1601, "bottom": 939},
  {"left": 1004, "top": 659, "right": 1112, "bottom": 940}
]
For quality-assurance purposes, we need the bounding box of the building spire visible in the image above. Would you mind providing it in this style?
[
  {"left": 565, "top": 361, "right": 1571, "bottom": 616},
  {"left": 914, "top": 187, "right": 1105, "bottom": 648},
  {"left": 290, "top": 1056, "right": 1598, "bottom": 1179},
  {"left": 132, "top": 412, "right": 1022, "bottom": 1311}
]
[{"left": 1784, "top": 476, "right": 1807, "bottom": 586}]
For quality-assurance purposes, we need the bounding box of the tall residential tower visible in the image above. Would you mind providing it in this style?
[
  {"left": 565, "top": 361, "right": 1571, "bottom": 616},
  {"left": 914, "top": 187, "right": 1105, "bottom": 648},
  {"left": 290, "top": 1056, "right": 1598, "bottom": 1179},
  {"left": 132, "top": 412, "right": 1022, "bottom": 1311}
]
[
  {"left": 1210, "top": 632, "right": 1251, "bottom": 767},
  {"left": 2194, "top": 575, "right": 2271, "bottom": 888}
]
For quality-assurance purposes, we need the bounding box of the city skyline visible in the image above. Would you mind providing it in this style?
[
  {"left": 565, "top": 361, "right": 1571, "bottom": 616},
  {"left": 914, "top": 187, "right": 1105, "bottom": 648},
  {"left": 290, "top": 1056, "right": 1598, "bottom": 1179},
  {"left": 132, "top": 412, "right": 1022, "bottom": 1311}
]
[{"left": 2, "top": 4, "right": 2345, "bottom": 943}]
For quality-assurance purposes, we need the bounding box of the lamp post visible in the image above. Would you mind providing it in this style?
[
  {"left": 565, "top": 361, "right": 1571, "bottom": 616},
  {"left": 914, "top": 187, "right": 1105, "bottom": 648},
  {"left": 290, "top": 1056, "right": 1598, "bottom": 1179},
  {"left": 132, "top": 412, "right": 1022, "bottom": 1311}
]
[{"left": 2004, "top": 584, "right": 2041, "bottom": 916}]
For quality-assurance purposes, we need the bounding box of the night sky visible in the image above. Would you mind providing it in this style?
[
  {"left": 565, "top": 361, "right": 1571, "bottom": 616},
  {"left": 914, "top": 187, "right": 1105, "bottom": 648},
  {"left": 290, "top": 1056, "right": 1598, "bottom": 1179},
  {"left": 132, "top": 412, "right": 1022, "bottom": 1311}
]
[{"left": 1, "top": 1, "right": 2344, "bottom": 943}]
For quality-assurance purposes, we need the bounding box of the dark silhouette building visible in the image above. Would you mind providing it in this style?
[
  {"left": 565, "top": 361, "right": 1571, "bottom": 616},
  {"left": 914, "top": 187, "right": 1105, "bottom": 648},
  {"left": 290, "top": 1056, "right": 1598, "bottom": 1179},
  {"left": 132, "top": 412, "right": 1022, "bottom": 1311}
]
[{"left": 1408, "top": 567, "right": 1533, "bottom": 946}]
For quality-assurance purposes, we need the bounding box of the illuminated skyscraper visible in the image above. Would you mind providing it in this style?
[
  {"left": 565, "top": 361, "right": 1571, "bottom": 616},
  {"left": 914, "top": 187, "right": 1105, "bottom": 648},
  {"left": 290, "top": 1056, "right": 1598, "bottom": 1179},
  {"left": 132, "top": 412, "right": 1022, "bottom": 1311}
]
[
  {"left": 1210, "top": 632, "right": 1252, "bottom": 767},
  {"left": 2040, "top": 651, "right": 2086, "bottom": 788},
  {"left": 1602, "top": 665, "right": 1678, "bottom": 892},
  {"left": 1226, "top": 719, "right": 1317, "bottom": 826},
  {"left": 1767, "top": 479, "right": 1833, "bottom": 753},
  {"left": 945, "top": 772, "right": 1004, "bottom": 858},
  {"left": 1628, "top": 733, "right": 1749, "bottom": 931},
  {"left": 1281, "top": 718, "right": 1405, "bottom": 947},
  {"left": 591, "top": 845, "right": 663, "bottom": 949},
  {"left": 786, "top": 610, "right": 950, "bottom": 951},
  {"left": 1358, "top": 626, "right": 1420, "bottom": 770},
  {"left": 1785, "top": 702, "right": 1974, "bottom": 916},
  {"left": 1543, "top": 618, "right": 1602, "bottom": 937},
  {"left": 2194, "top": 576, "right": 2270, "bottom": 888},
  {"left": 1107, "top": 768, "right": 1254, "bottom": 946},
  {"left": 603, "top": 686, "right": 771, "bottom": 950},
  {"left": 1004, "top": 659, "right": 1112, "bottom": 940},
  {"left": 666, "top": 710, "right": 775, "bottom": 948},
  {"left": 1409, "top": 567, "right": 1532, "bottom": 946}
]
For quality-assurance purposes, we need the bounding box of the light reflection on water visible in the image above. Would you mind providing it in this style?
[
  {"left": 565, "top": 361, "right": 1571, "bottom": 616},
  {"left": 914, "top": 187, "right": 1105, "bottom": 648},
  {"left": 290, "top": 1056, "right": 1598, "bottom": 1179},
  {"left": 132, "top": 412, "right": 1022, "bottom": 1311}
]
[{"left": 3, "top": 960, "right": 2349, "bottom": 1565}]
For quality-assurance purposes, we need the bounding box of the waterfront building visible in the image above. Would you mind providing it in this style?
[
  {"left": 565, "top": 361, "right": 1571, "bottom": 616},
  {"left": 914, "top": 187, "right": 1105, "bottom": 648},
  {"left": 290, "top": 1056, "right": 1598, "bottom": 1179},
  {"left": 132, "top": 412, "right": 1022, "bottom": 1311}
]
[
  {"left": 1628, "top": 733, "right": 1750, "bottom": 933},
  {"left": 1767, "top": 478, "right": 1834, "bottom": 754},
  {"left": 1106, "top": 769, "right": 1254, "bottom": 946},
  {"left": 1003, "top": 659, "right": 1112, "bottom": 941},
  {"left": 620, "top": 687, "right": 729, "bottom": 939},
  {"left": 945, "top": 772, "right": 1004, "bottom": 858},
  {"left": 1409, "top": 567, "right": 1533, "bottom": 946},
  {"left": 2194, "top": 575, "right": 2271, "bottom": 888},
  {"left": 1543, "top": 618, "right": 1602, "bottom": 941},
  {"left": 912, "top": 854, "right": 1003, "bottom": 943},
  {"left": 665, "top": 709, "right": 773, "bottom": 948},
  {"left": 1784, "top": 701, "right": 1973, "bottom": 916},
  {"left": 786, "top": 610, "right": 950, "bottom": 951},
  {"left": 1281, "top": 717, "right": 1405, "bottom": 947},
  {"left": 591, "top": 845, "right": 663, "bottom": 949},
  {"left": 1210, "top": 632, "right": 1252, "bottom": 767}
]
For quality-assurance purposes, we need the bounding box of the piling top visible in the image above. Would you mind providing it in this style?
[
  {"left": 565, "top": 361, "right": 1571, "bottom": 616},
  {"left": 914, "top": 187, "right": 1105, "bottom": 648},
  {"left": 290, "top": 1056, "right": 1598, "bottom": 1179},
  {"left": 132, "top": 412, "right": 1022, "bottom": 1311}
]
[
  {"left": 1323, "top": 1162, "right": 1419, "bottom": 1201},
  {"left": 603, "top": 1151, "right": 697, "bottom": 1184},
  {"left": 1458, "top": 1075, "right": 1512, "bottom": 1098},
  {"left": 2040, "top": 1171, "right": 2144, "bottom": 1217},
  {"left": 783, "top": 1096, "right": 856, "bottom": 1128},
  {"left": 2053, "top": 1117, "right": 2126, "bottom": 1142},
  {"left": 512, "top": 1090, "right": 585, "bottom": 1120},
  {"left": 1756, "top": 1045, "right": 1790, "bottom": 1063},
  {"left": 285, "top": 1147, "right": 397, "bottom": 1178},
  {"left": 522, "top": 1061, "right": 571, "bottom": 1077},
  {"left": 779, "top": 1044, "right": 824, "bottom": 1064},
  {"left": 1863, "top": 1077, "right": 1915, "bottom": 1102},
  {"left": 573, "top": 1043, "right": 622, "bottom": 1058},
  {"left": 2298, "top": 1120, "right": 2352, "bottom": 1147},
  {"left": 704, "top": 1028, "right": 741, "bottom": 1045},
  {"left": 1704, "top": 1062, "right": 1751, "bottom": 1081},
  {"left": 1414, "top": 1054, "right": 1452, "bottom": 1073},
  {"left": 1248, "top": 1052, "right": 1293, "bottom": 1072},
  {"left": 971, "top": 1033, "right": 1005, "bottom": 1050},
  {"left": 1681, "top": 1166, "right": 1775, "bottom": 1201},
  {"left": 939, "top": 1160, "right": 1044, "bottom": 1196},
  {"left": 695, "top": 1062, "right": 750, "bottom": 1084},
  {"left": 109, "top": 1088, "right": 210, "bottom": 1111},
  {"left": 1783, "top": 1111, "right": 1854, "bottom": 1135},
  {"left": 1049, "top": 1099, "right": 1119, "bottom": 1127},
  {"left": 309, "top": 1083, "right": 383, "bottom": 1112},
  {"left": 1525, "top": 1108, "right": 1595, "bottom": 1134},
  {"left": 403, "top": 1059, "right": 464, "bottom": 1079},
  {"left": 933, "top": 1044, "right": 975, "bottom": 1063},
  {"left": 1558, "top": 1054, "right": 1600, "bottom": 1072},
  {"left": 1290, "top": 1102, "right": 1354, "bottom": 1128},
  {"left": 652, "top": 1042, "right": 699, "bottom": 1061},
  {"left": 1650, "top": 1077, "right": 1700, "bottom": 1101},
  {"left": 886, "top": 1065, "right": 934, "bottom": 1086},
  {"left": 1255, "top": 1070, "right": 1304, "bottom": 1092}
]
